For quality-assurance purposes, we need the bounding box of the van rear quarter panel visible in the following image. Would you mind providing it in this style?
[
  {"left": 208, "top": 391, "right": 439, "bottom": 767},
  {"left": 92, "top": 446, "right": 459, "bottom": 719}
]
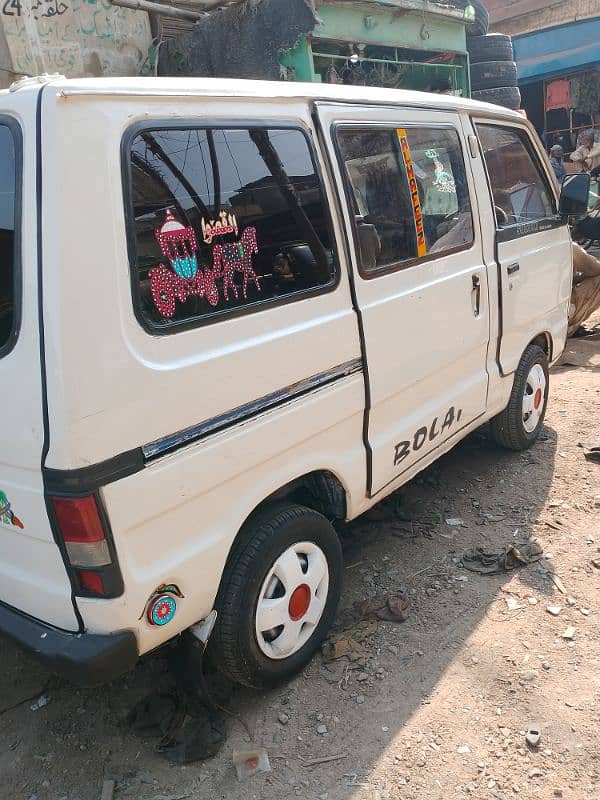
[
  {"left": 41, "top": 91, "right": 365, "bottom": 645},
  {"left": 85, "top": 377, "right": 365, "bottom": 652},
  {"left": 0, "top": 87, "right": 78, "bottom": 631}
]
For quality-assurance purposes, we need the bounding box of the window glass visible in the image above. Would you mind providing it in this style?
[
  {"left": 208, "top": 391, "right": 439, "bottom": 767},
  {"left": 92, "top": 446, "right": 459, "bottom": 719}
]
[
  {"left": 128, "top": 127, "right": 335, "bottom": 328},
  {"left": 336, "top": 126, "right": 473, "bottom": 274},
  {"left": 476, "top": 124, "right": 555, "bottom": 228},
  {"left": 337, "top": 129, "right": 417, "bottom": 270},
  {"left": 0, "top": 124, "right": 16, "bottom": 353},
  {"left": 404, "top": 128, "right": 473, "bottom": 255}
]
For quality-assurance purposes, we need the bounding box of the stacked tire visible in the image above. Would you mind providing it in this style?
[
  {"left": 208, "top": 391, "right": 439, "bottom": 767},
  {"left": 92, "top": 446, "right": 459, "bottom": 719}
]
[{"left": 468, "top": 32, "right": 521, "bottom": 112}]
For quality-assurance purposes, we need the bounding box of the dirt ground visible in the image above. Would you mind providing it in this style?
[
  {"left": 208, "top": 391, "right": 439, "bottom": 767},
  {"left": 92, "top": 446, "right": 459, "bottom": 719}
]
[{"left": 1, "top": 316, "right": 599, "bottom": 800}]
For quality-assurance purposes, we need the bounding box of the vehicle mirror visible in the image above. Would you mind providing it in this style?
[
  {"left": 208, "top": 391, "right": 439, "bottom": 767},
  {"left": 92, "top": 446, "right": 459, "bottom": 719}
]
[
  {"left": 356, "top": 219, "right": 381, "bottom": 271},
  {"left": 559, "top": 172, "right": 590, "bottom": 217}
]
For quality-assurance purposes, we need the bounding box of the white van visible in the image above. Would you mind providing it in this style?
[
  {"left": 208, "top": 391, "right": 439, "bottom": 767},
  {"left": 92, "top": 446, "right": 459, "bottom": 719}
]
[{"left": 0, "top": 76, "right": 589, "bottom": 688}]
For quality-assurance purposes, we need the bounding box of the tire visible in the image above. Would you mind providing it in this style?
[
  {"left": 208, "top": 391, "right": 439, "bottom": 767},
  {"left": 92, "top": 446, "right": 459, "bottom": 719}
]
[
  {"left": 453, "top": 0, "right": 489, "bottom": 36},
  {"left": 472, "top": 86, "right": 522, "bottom": 110},
  {"left": 471, "top": 60, "right": 518, "bottom": 91},
  {"left": 209, "top": 503, "right": 343, "bottom": 688},
  {"left": 490, "top": 344, "right": 549, "bottom": 451},
  {"left": 468, "top": 33, "right": 514, "bottom": 64}
]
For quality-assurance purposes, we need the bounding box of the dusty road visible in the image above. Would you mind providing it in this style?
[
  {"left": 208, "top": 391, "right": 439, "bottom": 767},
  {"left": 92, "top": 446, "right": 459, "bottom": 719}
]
[{"left": 1, "top": 319, "right": 599, "bottom": 800}]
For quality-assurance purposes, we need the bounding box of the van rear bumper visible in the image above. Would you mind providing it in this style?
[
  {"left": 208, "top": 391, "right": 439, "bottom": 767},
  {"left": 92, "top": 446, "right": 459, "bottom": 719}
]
[{"left": 0, "top": 600, "right": 138, "bottom": 687}]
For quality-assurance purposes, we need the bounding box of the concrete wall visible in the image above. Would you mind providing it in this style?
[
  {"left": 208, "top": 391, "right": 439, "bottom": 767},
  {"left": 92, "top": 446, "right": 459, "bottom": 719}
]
[
  {"left": 487, "top": 0, "right": 599, "bottom": 37},
  {"left": 0, "top": 0, "right": 151, "bottom": 88}
]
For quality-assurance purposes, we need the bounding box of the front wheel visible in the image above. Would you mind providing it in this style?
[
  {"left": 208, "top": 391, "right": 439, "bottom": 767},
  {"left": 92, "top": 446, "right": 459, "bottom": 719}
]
[
  {"left": 209, "top": 503, "right": 343, "bottom": 688},
  {"left": 490, "top": 344, "right": 549, "bottom": 450}
]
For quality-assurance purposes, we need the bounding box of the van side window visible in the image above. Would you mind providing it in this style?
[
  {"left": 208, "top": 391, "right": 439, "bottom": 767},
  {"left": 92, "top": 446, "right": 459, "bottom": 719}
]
[
  {"left": 476, "top": 124, "right": 555, "bottom": 229},
  {"left": 0, "top": 123, "right": 17, "bottom": 355},
  {"left": 336, "top": 126, "right": 473, "bottom": 275},
  {"left": 126, "top": 127, "right": 336, "bottom": 331}
]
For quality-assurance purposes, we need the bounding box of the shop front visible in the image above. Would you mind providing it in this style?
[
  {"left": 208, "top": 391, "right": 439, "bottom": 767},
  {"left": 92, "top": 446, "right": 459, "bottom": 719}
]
[
  {"left": 514, "top": 17, "right": 600, "bottom": 154},
  {"left": 280, "top": 1, "right": 472, "bottom": 97}
]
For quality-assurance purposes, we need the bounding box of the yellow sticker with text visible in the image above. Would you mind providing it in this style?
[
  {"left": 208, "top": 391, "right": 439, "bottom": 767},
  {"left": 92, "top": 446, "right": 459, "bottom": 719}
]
[{"left": 397, "top": 128, "right": 427, "bottom": 257}]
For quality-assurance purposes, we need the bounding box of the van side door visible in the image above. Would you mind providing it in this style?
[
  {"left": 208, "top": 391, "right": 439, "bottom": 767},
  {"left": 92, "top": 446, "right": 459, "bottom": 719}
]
[
  {"left": 316, "top": 104, "right": 490, "bottom": 496},
  {"left": 474, "top": 121, "right": 572, "bottom": 373}
]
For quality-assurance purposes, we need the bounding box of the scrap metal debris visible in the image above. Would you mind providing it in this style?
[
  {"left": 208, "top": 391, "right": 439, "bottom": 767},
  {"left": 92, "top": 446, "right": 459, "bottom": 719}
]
[{"left": 462, "top": 540, "right": 543, "bottom": 575}]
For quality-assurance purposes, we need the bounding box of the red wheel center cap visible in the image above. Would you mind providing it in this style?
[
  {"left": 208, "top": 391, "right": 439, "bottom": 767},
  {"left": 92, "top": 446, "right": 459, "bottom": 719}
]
[
  {"left": 289, "top": 584, "right": 311, "bottom": 621},
  {"left": 534, "top": 388, "right": 542, "bottom": 410}
]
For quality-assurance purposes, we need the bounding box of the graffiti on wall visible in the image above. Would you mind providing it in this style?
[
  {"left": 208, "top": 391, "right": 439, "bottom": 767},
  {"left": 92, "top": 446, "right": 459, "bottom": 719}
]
[
  {"left": 1, "top": 0, "right": 151, "bottom": 79},
  {"left": 2, "top": 0, "right": 69, "bottom": 19}
]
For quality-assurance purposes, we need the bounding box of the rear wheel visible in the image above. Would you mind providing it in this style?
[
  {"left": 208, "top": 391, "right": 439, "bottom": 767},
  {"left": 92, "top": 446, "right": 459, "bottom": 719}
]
[
  {"left": 210, "top": 503, "right": 343, "bottom": 688},
  {"left": 490, "top": 344, "right": 549, "bottom": 450}
]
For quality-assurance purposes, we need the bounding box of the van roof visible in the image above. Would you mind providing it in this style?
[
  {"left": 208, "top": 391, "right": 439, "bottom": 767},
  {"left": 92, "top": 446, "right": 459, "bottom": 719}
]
[{"left": 7, "top": 75, "right": 523, "bottom": 121}]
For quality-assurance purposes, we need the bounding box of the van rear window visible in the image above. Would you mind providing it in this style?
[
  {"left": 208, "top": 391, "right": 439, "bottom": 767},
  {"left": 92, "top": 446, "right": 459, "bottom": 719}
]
[
  {"left": 125, "top": 126, "right": 336, "bottom": 331},
  {"left": 0, "top": 123, "right": 18, "bottom": 355}
]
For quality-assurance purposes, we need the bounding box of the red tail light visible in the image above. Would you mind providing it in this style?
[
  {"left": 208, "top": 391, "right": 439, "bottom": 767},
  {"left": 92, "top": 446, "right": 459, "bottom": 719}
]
[
  {"left": 78, "top": 570, "right": 105, "bottom": 596},
  {"left": 50, "top": 494, "right": 122, "bottom": 598}
]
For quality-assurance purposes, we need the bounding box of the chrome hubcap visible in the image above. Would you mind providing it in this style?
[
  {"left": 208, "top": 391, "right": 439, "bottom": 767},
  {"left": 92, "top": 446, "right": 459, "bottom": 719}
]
[
  {"left": 255, "top": 541, "right": 329, "bottom": 660},
  {"left": 523, "top": 363, "right": 546, "bottom": 433}
]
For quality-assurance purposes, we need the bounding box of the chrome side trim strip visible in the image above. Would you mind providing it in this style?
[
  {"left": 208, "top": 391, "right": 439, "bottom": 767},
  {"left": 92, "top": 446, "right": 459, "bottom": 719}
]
[{"left": 142, "top": 358, "right": 363, "bottom": 461}]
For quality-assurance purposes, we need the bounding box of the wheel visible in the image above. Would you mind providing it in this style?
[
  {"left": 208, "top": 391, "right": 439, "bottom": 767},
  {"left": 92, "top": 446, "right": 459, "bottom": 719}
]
[
  {"left": 472, "top": 86, "right": 521, "bottom": 111},
  {"left": 490, "top": 344, "right": 549, "bottom": 450},
  {"left": 471, "top": 60, "right": 518, "bottom": 91},
  {"left": 453, "top": 0, "right": 489, "bottom": 36},
  {"left": 468, "top": 33, "right": 514, "bottom": 64},
  {"left": 210, "top": 503, "right": 343, "bottom": 688}
]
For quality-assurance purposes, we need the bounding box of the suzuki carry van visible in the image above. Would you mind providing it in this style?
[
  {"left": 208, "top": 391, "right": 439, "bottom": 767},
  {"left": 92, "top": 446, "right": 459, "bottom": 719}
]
[{"left": 0, "top": 76, "right": 588, "bottom": 688}]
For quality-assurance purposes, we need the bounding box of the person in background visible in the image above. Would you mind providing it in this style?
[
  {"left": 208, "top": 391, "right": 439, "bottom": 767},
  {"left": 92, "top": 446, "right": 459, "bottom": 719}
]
[
  {"left": 549, "top": 144, "right": 566, "bottom": 182},
  {"left": 571, "top": 132, "right": 600, "bottom": 173},
  {"left": 569, "top": 243, "right": 600, "bottom": 337}
]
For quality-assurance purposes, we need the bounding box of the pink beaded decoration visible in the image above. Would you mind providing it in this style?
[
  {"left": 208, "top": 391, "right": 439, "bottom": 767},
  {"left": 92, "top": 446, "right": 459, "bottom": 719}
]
[{"left": 212, "top": 227, "right": 261, "bottom": 301}]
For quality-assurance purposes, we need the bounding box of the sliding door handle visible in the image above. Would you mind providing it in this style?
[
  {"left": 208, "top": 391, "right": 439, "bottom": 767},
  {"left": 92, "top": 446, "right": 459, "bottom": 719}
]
[
  {"left": 471, "top": 273, "right": 481, "bottom": 316},
  {"left": 507, "top": 262, "right": 520, "bottom": 275}
]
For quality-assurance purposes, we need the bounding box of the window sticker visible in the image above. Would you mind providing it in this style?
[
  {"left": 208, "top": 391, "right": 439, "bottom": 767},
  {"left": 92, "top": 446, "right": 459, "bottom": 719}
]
[
  {"left": 396, "top": 128, "right": 427, "bottom": 257},
  {"left": 201, "top": 211, "right": 239, "bottom": 244},
  {"left": 212, "top": 226, "right": 261, "bottom": 302},
  {"left": 149, "top": 209, "right": 261, "bottom": 318},
  {"left": 150, "top": 210, "right": 217, "bottom": 317},
  {"left": 155, "top": 209, "right": 199, "bottom": 280},
  {"left": 429, "top": 153, "right": 456, "bottom": 195},
  {"left": 0, "top": 489, "right": 23, "bottom": 529}
]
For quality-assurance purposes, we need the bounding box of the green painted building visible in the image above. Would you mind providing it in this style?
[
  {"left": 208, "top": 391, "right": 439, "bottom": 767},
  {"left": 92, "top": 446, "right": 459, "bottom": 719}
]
[{"left": 281, "top": 0, "right": 472, "bottom": 97}]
